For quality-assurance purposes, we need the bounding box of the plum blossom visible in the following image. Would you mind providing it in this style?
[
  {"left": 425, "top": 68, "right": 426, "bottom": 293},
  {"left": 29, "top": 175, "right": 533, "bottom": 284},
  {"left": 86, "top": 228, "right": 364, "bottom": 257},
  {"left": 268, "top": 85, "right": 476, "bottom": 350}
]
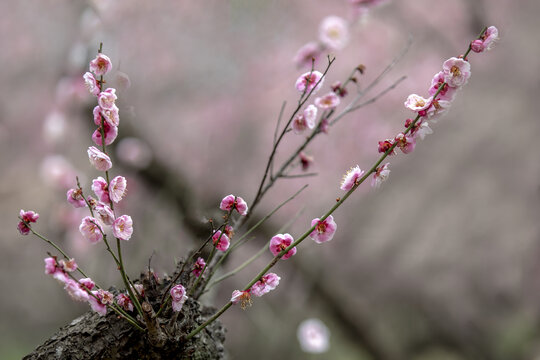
[
  {"left": 59, "top": 258, "right": 78, "bottom": 272},
  {"left": 88, "top": 289, "right": 113, "bottom": 316},
  {"left": 98, "top": 88, "right": 117, "bottom": 110},
  {"left": 83, "top": 72, "right": 100, "bottom": 96},
  {"left": 299, "top": 152, "right": 314, "bottom": 171},
  {"left": 92, "top": 121, "right": 118, "bottom": 146},
  {"left": 44, "top": 257, "right": 57, "bottom": 275},
  {"left": 319, "top": 16, "right": 349, "bottom": 50},
  {"left": 371, "top": 163, "right": 390, "bottom": 188},
  {"left": 269, "top": 233, "right": 296, "bottom": 259},
  {"left": 94, "top": 202, "right": 115, "bottom": 225},
  {"left": 297, "top": 318, "right": 330, "bottom": 354},
  {"left": 88, "top": 146, "right": 112, "bottom": 171},
  {"left": 64, "top": 278, "right": 90, "bottom": 302},
  {"left": 331, "top": 81, "right": 348, "bottom": 97},
  {"left": 425, "top": 99, "right": 451, "bottom": 122},
  {"left": 315, "top": 92, "right": 340, "bottom": 109},
  {"left": 79, "top": 216, "right": 103, "bottom": 243},
  {"left": 378, "top": 139, "right": 396, "bottom": 155},
  {"left": 295, "top": 71, "right": 324, "bottom": 94},
  {"left": 116, "top": 293, "right": 134, "bottom": 312},
  {"left": 109, "top": 176, "right": 127, "bottom": 203},
  {"left": 471, "top": 26, "right": 499, "bottom": 53},
  {"left": 192, "top": 257, "right": 206, "bottom": 277},
  {"left": 113, "top": 215, "right": 133, "bottom": 241},
  {"left": 170, "top": 284, "right": 188, "bottom": 312},
  {"left": 442, "top": 57, "right": 471, "bottom": 88},
  {"left": 251, "top": 273, "right": 280, "bottom": 297},
  {"left": 292, "top": 104, "right": 318, "bottom": 135},
  {"left": 394, "top": 133, "right": 416, "bottom": 154},
  {"left": 293, "top": 42, "right": 320, "bottom": 68},
  {"left": 414, "top": 121, "right": 433, "bottom": 140},
  {"left": 101, "top": 105, "right": 120, "bottom": 127},
  {"left": 67, "top": 188, "right": 86, "bottom": 208},
  {"left": 79, "top": 278, "right": 95, "bottom": 291},
  {"left": 212, "top": 230, "right": 230, "bottom": 252},
  {"left": 340, "top": 165, "right": 364, "bottom": 191},
  {"left": 89, "top": 53, "right": 112, "bottom": 76},
  {"left": 309, "top": 215, "right": 337, "bottom": 244},
  {"left": 231, "top": 290, "right": 252, "bottom": 310},
  {"left": 404, "top": 94, "right": 432, "bottom": 112},
  {"left": 219, "top": 194, "right": 248, "bottom": 216},
  {"left": 429, "top": 71, "right": 456, "bottom": 101},
  {"left": 92, "top": 177, "right": 110, "bottom": 203},
  {"left": 17, "top": 210, "right": 39, "bottom": 235},
  {"left": 223, "top": 224, "right": 234, "bottom": 238}
]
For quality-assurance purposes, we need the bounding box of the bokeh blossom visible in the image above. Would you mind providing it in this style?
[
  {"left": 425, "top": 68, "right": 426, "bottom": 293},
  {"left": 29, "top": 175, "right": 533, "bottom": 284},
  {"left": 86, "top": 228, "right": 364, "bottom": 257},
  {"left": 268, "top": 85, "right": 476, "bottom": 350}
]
[
  {"left": 319, "top": 16, "right": 349, "bottom": 50},
  {"left": 314, "top": 92, "right": 340, "bottom": 109},
  {"left": 297, "top": 318, "right": 330, "bottom": 353}
]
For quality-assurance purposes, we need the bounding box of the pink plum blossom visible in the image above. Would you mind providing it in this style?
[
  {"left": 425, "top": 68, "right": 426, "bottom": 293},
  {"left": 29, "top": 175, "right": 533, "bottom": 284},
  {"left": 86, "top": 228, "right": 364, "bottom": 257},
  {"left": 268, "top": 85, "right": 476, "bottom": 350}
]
[
  {"left": 292, "top": 114, "right": 312, "bottom": 135},
  {"left": 297, "top": 318, "right": 330, "bottom": 354},
  {"left": 92, "top": 176, "right": 110, "bottom": 203},
  {"left": 79, "top": 216, "right": 103, "bottom": 243},
  {"left": 304, "top": 104, "right": 318, "bottom": 124},
  {"left": 223, "top": 224, "right": 234, "bottom": 239},
  {"left": 88, "top": 146, "right": 112, "bottom": 171},
  {"left": 295, "top": 71, "right": 324, "bottom": 94},
  {"left": 414, "top": 121, "right": 433, "bottom": 140},
  {"left": 340, "top": 165, "right": 364, "bottom": 191},
  {"left": 89, "top": 53, "right": 112, "bottom": 76},
  {"left": 170, "top": 284, "right": 188, "bottom": 312},
  {"left": 425, "top": 99, "right": 451, "bottom": 122},
  {"left": 83, "top": 72, "right": 100, "bottom": 96},
  {"left": 309, "top": 215, "right": 337, "bottom": 244},
  {"left": 98, "top": 88, "right": 117, "bottom": 110},
  {"left": 59, "top": 258, "right": 78, "bottom": 272},
  {"left": 67, "top": 188, "right": 86, "bottom": 208},
  {"left": 94, "top": 202, "right": 115, "bottom": 225},
  {"left": 101, "top": 105, "right": 120, "bottom": 127},
  {"left": 404, "top": 94, "right": 432, "bottom": 112},
  {"left": 88, "top": 289, "right": 113, "bottom": 316},
  {"left": 442, "top": 57, "right": 471, "bottom": 88},
  {"left": 92, "top": 121, "right": 118, "bottom": 146},
  {"left": 331, "top": 81, "right": 348, "bottom": 97},
  {"left": 212, "top": 230, "right": 230, "bottom": 252},
  {"left": 314, "top": 92, "right": 340, "bottom": 109},
  {"left": 17, "top": 209, "right": 39, "bottom": 235},
  {"left": 429, "top": 71, "right": 456, "bottom": 101},
  {"left": 79, "top": 278, "right": 95, "bottom": 291},
  {"left": 293, "top": 42, "right": 321, "bottom": 68},
  {"left": 44, "top": 257, "right": 57, "bottom": 274},
  {"left": 231, "top": 290, "right": 252, "bottom": 310},
  {"left": 319, "top": 16, "right": 349, "bottom": 50},
  {"left": 192, "top": 257, "right": 206, "bottom": 277},
  {"left": 64, "top": 278, "right": 90, "bottom": 302},
  {"left": 113, "top": 215, "right": 133, "bottom": 241},
  {"left": 395, "top": 133, "right": 416, "bottom": 154},
  {"left": 109, "top": 176, "right": 127, "bottom": 203},
  {"left": 378, "top": 139, "right": 396, "bottom": 155},
  {"left": 116, "top": 293, "right": 134, "bottom": 312},
  {"left": 251, "top": 273, "right": 280, "bottom": 297},
  {"left": 371, "top": 163, "right": 391, "bottom": 188},
  {"left": 219, "top": 194, "right": 248, "bottom": 216},
  {"left": 269, "top": 233, "right": 296, "bottom": 259},
  {"left": 472, "top": 26, "right": 499, "bottom": 53},
  {"left": 93, "top": 106, "right": 103, "bottom": 125}
]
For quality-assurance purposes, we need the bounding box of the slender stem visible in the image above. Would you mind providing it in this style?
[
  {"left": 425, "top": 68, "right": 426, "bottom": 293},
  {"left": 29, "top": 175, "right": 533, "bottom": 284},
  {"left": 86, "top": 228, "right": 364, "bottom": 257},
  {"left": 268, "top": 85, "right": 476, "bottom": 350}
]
[{"left": 116, "top": 238, "right": 144, "bottom": 317}]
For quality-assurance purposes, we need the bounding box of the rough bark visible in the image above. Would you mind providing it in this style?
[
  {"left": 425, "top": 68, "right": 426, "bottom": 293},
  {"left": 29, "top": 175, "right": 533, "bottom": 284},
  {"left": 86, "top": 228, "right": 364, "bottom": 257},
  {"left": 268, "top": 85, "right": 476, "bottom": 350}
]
[{"left": 24, "top": 265, "right": 226, "bottom": 359}]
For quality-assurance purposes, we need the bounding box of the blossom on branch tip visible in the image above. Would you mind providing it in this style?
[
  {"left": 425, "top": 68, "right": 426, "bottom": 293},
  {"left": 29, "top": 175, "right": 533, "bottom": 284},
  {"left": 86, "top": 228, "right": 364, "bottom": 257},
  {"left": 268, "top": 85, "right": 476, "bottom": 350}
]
[
  {"left": 315, "top": 92, "right": 340, "bottom": 109},
  {"left": 309, "top": 215, "right": 337, "bottom": 244},
  {"left": 98, "top": 88, "right": 117, "bottom": 111},
  {"left": 212, "top": 230, "right": 230, "bottom": 252},
  {"left": 18, "top": 209, "right": 39, "bottom": 235},
  {"left": 92, "top": 177, "right": 110, "bottom": 203},
  {"left": 109, "top": 176, "right": 127, "bottom": 203},
  {"left": 83, "top": 72, "right": 100, "bottom": 96},
  {"left": 251, "top": 273, "right": 280, "bottom": 297},
  {"left": 79, "top": 216, "right": 103, "bottom": 243},
  {"left": 319, "top": 16, "right": 349, "bottom": 50},
  {"left": 89, "top": 53, "right": 112, "bottom": 76},
  {"left": 269, "top": 233, "right": 296, "bottom": 259},
  {"left": 340, "top": 165, "right": 364, "bottom": 191},
  {"left": 192, "top": 257, "right": 206, "bottom": 277},
  {"left": 170, "top": 284, "right": 188, "bottom": 312},
  {"left": 231, "top": 290, "right": 252, "bottom": 310},
  {"left": 113, "top": 215, "right": 133, "bottom": 241},
  {"left": 88, "top": 146, "right": 112, "bottom": 171},
  {"left": 295, "top": 71, "right": 325, "bottom": 94},
  {"left": 371, "top": 163, "right": 390, "bottom": 188},
  {"left": 67, "top": 188, "right": 86, "bottom": 208},
  {"left": 219, "top": 194, "right": 248, "bottom": 216},
  {"left": 442, "top": 57, "right": 471, "bottom": 88},
  {"left": 471, "top": 26, "right": 499, "bottom": 53}
]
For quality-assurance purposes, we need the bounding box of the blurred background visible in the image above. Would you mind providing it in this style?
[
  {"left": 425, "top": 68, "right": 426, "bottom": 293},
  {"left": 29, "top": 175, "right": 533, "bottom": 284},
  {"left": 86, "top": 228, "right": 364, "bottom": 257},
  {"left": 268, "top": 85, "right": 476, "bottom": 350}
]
[{"left": 2, "top": 0, "right": 540, "bottom": 359}]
